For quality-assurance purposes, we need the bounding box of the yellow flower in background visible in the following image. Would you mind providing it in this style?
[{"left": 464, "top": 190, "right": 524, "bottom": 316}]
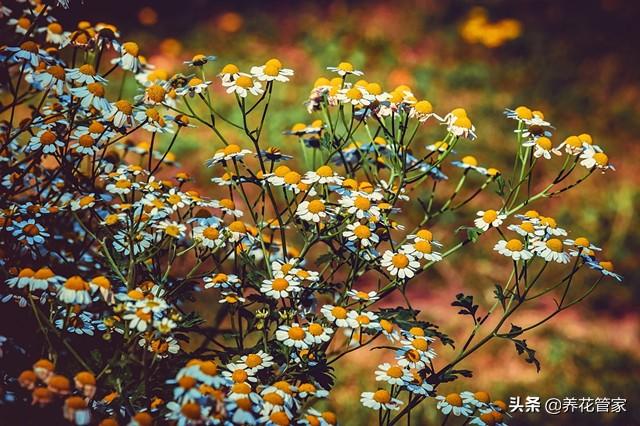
[{"left": 460, "top": 7, "right": 522, "bottom": 48}]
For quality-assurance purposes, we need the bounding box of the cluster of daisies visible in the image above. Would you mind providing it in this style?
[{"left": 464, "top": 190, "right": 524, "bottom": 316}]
[{"left": 0, "top": 1, "right": 623, "bottom": 425}]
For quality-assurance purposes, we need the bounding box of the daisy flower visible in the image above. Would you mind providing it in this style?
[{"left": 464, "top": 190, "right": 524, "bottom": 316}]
[
  {"left": 260, "top": 276, "right": 301, "bottom": 299},
  {"left": 123, "top": 309, "right": 153, "bottom": 332},
  {"left": 375, "top": 363, "right": 412, "bottom": 386},
  {"left": 66, "top": 64, "right": 107, "bottom": 85},
  {"left": 32, "top": 65, "right": 67, "bottom": 95},
  {"left": 113, "top": 41, "right": 142, "bottom": 73},
  {"left": 155, "top": 220, "right": 187, "bottom": 239},
  {"left": 401, "top": 240, "right": 442, "bottom": 262},
  {"left": 554, "top": 134, "right": 587, "bottom": 155},
  {"left": 436, "top": 393, "right": 473, "bottom": 416},
  {"left": 348, "top": 310, "right": 380, "bottom": 330},
  {"left": 70, "top": 134, "right": 101, "bottom": 155},
  {"left": 176, "top": 77, "right": 210, "bottom": 97},
  {"left": 347, "top": 289, "right": 380, "bottom": 302},
  {"left": 304, "top": 323, "right": 334, "bottom": 345},
  {"left": 206, "top": 144, "right": 253, "bottom": 166},
  {"left": 57, "top": 276, "right": 91, "bottom": 305},
  {"left": 327, "top": 62, "right": 364, "bottom": 76},
  {"left": 493, "top": 239, "right": 533, "bottom": 261},
  {"left": 579, "top": 145, "right": 614, "bottom": 172},
  {"left": 532, "top": 238, "right": 570, "bottom": 263},
  {"left": 184, "top": 53, "right": 216, "bottom": 67},
  {"left": 534, "top": 216, "right": 567, "bottom": 237},
  {"left": 12, "top": 219, "right": 50, "bottom": 245},
  {"left": 507, "top": 221, "right": 536, "bottom": 237},
  {"left": 405, "top": 371, "right": 434, "bottom": 395},
  {"left": 296, "top": 199, "right": 328, "bottom": 223},
  {"left": 28, "top": 130, "right": 65, "bottom": 154},
  {"left": 447, "top": 113, "right": 476, "bottom": 139},
  {"left": 223, "top": 73, "right": 263, "bottom": 97},
  {"left": 70, "top": 82, "right": 112, "bottom": 112},
  {"left": 218, "top": 63, "right": 241, "bottom": 83},
  {"left": 193, "top": 225, "right": 225, "bottom": 249},
  {"left": 461, "top": 390, "right": 492, "bottom": 409},
  {"left": 381, "top": 250, "right": 420, "bottom": 279},
  {"left": 302, "top": 165, "right": 344, "bottom": 185},
  {"left": 336, "top": 86, "right": 372, "bottom": 107},
  {"left": 106, "top": 177, "right": 135, "bottom": 195},
  {"left": 360, "top": 390, "right": 402, "bottom": 411},
  {"left": 239, "top": 351, "right": 274, "bottom": 373},
  {"left": 250, "top": 58, "right": 294, "bottom": 82},
  {"left": 409, "top": 100, "right": 436, "bottom": 123},
  {"left": 523, "top": 136, "right": 559, "bottom": 159},
  {"left": 275, "top": 323, "right": 309, "bottom": 349},
  {"left": 338, "top": 194, "right": 380, "bottom": 219},
  {"left": 321, "top": 305, "right": 359, "bottom": 328},
  {"left": 105, "top": 100, "right": 136, "bottom": 128},
  {"left": 474, "top": 210, "right": 507, "bottom": 232},
  {"left": 452, "top": 156, "right": 487, "bottom": 175},
  {"left": 222, "top": 363, "right": 257, "bottom": 384},
  {"left": 564, "top": 236, "right": 601, "bottom": 256},
  {"left": 585, "top": 260, "right": 623, "bottom": 282}
]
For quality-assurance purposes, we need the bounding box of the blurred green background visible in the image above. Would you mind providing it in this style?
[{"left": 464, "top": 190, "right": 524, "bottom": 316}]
[{"left": 56, "top": 0, "right": 640, "bottom": 424}]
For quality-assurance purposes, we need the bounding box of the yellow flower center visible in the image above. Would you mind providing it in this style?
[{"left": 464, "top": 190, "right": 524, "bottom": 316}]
[
  {"left": 231, "top": 369, "right": 248, "bottom": 383},
  {"left": 386, "top": 366, "right": 404, "bottom": 378},
  {"left": 114, "top": 100, "right": 133, "bottom": 114},
  {"left": 391, "top": 253, "right": 409, "bottom": 268},
  {"left": 331, "top": 306, "right": 347, "bottom": 319},
  {"left": 505, "top": 239, "right": 523, "bottom": 251},
  {"left": 202, "top": 227, "right": 219, "bottom": 240},
  {"left": 353, "top": 225, "right": 371, "bottom": 239},
  {"left": 307, "top": 200, "right": 325, "bottom": 214},
  {"left": 462, "top": 156, "right": 478, "bottom": 166},
  {"left": 414, "top": 240, "right": 432, "bottom": 254},
  {"left": 244, "top": 354, "right": 262, "bottom": 368},
  {"left": 287, "top": 326, "right": 305, "bottom": 340},
  {"left": 520, "top": 222, "right": 534, "bottom": 233},
  {"left": 546, "top": 238, "right": 563, "bottom": 252},
  {"left": 574, "top": 237, "right": 590, "bottom": 247},
  {"left": 271, "top": 278, "right": 289, "bottom": 291},
  {"left": 87, "top": 82, "right": 105, "bottom": 97},
  {"left": 482, "top": 210, "right": 498, "bottom": 223},
  {"left": 356, "top": 314, "right": 370, "bottom": 325},
  {"left": 181, "top": 402, "right": 201, "bottom": 420},
  {"left": 346, "top": 88, "right": 362, "bottom": 100},
  {"left": 47, "top": 65, "right": 65, "bottom": 79},
  {"left": 445, "top": 393, "right": 462, "bottom": 406},
  {"left": 64, "top": 276, "right": 89, "bottom": 290},
  {"left": 565, "top": 135, "right": 582, "bottom": 147},
  {"left": 146, "top": 84, "right": 165, "bottom": 103},
  {"left": 454, "top": 116, "right": 472, "bottom": 129},
  {"left": 40, "top": 131, "right": 57, "bottom": 145},
  {"left": 188, "top": 77, "right": 203, "bottom": 87},
  {"left": 78, "top": 135, "right": 95, "bottom": 147},
  {"left": 514, "top": 106, "right": 532, "bottom": 119},
  {"left": 122, "top": 42, "right": 139, "bottom": 56},
  {"left": 221, "top": 63, "right": 239, "bottom": 74},
  {"left": 373, "top": 389, "right": 391, "bottom": 403},
  {"left": 599, "top": 261, "right": 613, "bottom": 271},
  {"left": 593, "top": 152, "right": 608, "bottom": 166},
  {"left": 411, "top": 337, "right": 429, "bottom": 351},
  {"left": 474, "top": 391, "right": 491, "bottom": 403},
  {"left": 284, "top": 171, "right": 301, "bottom": 184},
  {"left": 337, "top": 62, "right": 354, "bottom": 72},
  {"left": 414, "top": 100, "right": 433, "bottom": 114},
  {"left": 308, "top": 323, "right": 324, "bottom": 336},
  {"left": 265, "top": 58, "right": 283, "bottom": 69},
  {"left": 235, "top": 76, "right": 253, "bottom": 88},
  {"left": 536, "top": 137, "right": 552, "bottom": 150},
  {"left": 88, "top": 121, "right": 105, "bottom": 133},
  {"left": 353, "top": 196, "right": 371, "bottom": 210},
  {"left": 263, "top": 63, "right": 280, "bottom": 77},
  {"left": 228, "top": 221, "right": 246, "bottom": 233},
  {"left": 316, "top": 165, "right": 333, "bottom": 177}
]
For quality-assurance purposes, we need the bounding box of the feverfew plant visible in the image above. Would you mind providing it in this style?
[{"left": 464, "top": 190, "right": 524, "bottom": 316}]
[{"left": 0, "top": 2, "right": 622, "bottom": 425}]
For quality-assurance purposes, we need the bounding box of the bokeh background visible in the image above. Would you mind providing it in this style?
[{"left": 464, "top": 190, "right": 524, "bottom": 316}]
[{"left": 54, "top": 0, "right": 639, "bottom": 424}]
